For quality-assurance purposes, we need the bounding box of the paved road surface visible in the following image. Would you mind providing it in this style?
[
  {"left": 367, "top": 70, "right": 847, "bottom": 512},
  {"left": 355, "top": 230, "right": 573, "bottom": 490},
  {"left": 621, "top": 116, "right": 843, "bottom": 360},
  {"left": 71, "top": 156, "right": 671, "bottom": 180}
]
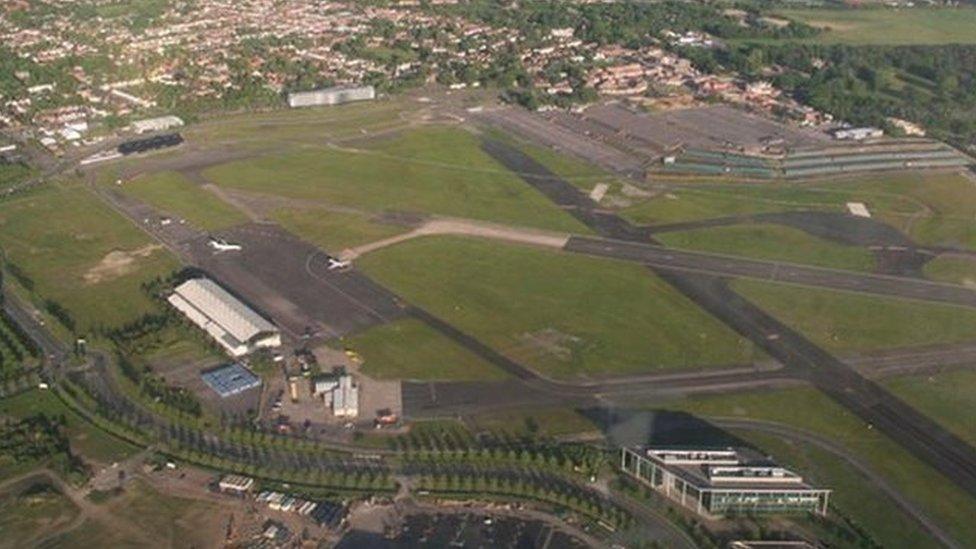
[{"left": 566, "top": 236, "right": 976, "bottom": 309}]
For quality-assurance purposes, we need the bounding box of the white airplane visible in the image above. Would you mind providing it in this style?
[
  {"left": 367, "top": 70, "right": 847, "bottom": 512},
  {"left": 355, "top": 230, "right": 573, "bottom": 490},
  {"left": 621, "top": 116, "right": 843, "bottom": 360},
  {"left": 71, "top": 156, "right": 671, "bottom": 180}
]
[
  {"left": 326, "top": 256, "right": 350, "bottom": 271},
  {"left": 209, "top": 238, "right": 243, "bottom": 252}
]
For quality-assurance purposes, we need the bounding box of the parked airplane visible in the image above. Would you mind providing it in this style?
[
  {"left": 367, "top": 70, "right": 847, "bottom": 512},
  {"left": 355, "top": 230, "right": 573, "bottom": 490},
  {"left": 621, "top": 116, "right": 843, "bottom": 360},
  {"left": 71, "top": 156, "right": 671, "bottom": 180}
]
[
  {"left": 209, "top": 238, "right": 243, "bottom": 252},
  {"left": 326, "top": 255, "right": 350, "bottom": 271}
]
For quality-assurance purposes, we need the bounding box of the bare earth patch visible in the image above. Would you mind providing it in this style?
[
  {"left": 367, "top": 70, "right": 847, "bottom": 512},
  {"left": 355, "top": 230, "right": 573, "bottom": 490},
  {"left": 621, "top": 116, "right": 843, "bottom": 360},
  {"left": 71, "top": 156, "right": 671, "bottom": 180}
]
[
  {"left": 83, "top": 244, "right": 162, "bottom": 285},
  {"left": 519, "top": 328, "right": 582, "bottom": 362}
]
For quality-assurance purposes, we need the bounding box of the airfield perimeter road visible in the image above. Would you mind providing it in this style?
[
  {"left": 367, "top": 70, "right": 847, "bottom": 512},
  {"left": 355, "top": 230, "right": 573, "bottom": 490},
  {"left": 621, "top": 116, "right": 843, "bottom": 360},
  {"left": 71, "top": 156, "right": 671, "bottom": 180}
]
[{"left": 478, "top": 136, "right": 976, "bottom": 502}]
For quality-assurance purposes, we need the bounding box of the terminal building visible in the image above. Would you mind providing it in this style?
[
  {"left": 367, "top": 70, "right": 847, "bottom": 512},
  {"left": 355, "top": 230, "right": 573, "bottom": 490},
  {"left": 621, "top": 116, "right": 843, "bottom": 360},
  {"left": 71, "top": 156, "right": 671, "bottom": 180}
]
[
  {"left": 168, "top": 278, "right": 281, "bottom": 357},
  {"left": 287, "top": 85, "right": 375, "bottom": 108},
  {"left": 620, "top": 447, "right": 830, "bottom": 519}
]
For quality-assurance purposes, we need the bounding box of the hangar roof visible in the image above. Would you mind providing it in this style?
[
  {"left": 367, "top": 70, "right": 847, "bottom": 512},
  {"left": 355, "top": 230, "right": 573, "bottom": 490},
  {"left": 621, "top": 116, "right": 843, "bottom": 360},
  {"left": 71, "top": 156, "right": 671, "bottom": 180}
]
[{"left": 172, "top": 278, "right": 276, "bottom": 344}]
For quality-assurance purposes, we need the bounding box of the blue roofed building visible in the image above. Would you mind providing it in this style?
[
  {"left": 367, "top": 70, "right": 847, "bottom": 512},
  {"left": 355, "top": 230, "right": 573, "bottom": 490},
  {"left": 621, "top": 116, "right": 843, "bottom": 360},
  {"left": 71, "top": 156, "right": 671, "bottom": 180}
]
[{"left": 201, "top": 363, "right": 262, "bottom": 398}]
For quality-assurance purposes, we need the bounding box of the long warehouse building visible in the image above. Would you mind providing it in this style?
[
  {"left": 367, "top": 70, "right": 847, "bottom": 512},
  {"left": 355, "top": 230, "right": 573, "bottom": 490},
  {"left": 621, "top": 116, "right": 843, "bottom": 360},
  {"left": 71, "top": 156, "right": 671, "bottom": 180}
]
[
  {"left": 288, "top": 85, "right": 375, "bottom": 108},
  {"left": 168, "top": 278, "right": 281, "bottom": 357}
]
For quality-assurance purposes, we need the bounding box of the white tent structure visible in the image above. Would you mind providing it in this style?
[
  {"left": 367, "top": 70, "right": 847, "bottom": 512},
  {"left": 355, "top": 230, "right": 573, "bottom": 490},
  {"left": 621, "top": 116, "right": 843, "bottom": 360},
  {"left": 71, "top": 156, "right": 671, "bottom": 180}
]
[{"left": 168, "top": 278, "right": 281, "bottom": 357}]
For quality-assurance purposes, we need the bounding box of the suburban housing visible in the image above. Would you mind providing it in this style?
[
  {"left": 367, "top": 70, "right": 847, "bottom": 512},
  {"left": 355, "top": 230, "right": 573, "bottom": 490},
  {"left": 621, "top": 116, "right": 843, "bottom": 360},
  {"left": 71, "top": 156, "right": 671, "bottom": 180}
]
[
  {"left": 168, "top": 277, "right": 281, "bottom": 357},
  {"left": 620, "top": 447, "right": 830, "bottom": 518}
]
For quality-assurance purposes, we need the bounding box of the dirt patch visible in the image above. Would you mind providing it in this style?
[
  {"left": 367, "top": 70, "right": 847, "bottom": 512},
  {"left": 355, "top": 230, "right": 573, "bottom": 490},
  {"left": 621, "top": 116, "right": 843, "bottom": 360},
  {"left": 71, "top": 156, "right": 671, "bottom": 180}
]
[
  {"left": 83, "top": 244, "right": 162, "bottom": 285},
  {"left": 520, "top": 328, "right": 581, "bottom": 362}
]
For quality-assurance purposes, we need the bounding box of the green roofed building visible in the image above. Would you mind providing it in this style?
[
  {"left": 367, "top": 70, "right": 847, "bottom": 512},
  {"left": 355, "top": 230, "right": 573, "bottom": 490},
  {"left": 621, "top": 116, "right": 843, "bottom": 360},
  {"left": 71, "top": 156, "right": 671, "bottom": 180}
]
[{"left": 620, "top": 447, "right": 830, "bottom": 519}]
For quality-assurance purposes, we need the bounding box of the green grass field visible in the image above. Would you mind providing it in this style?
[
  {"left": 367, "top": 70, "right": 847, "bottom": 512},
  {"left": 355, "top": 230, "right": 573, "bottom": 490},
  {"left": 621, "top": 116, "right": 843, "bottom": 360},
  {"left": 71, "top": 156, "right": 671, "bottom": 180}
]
[
  {"left": 657, "top": 223, "right": 876, "bottom": 272},
  {"left": 0, "top": 162, "right": 34, "bottom": 191},
  {"left": 186, "top": 97, "right": 417, "bottom": 145},
  {"left": 203, "top": 127, "right": 591, "bottom": 233},
  {"left": 732, "top": 279, "right": 976, "bottom": 354},
  {"left": 345, "top": 318, "right": 508, "bottom": 381},
  {"left": 119, "top": 171, "right": 248, "bottom": 231},
  {"left": 922, "top": 255, "right": 976, "bottom": 286},
  {"left": 778, "top": 7, "right": 976, "bottom": 45},
  {"left": 358, "top": 236, "right": 757, "bottom": 379},
  {"left": 45, "top": 479, "right": 222, "bottom": 548},
  {"left": 625, "top": 171, "right": 976, "bottom": 250},
  {"left": 660, "top": 387, "right": 976, "bottom": 545},
  {"left": 0, "top": 479, "right": 80, "bottom": 547},
  {"left": 271, "top": 208, "right": 407, "bottom": 252},
  {"left": 0, "top": 185, "right": 179, "bottom": 332},
  {"left": 468, "top": 407, "right": 600, "bottom": 439},
  {"left": 736, "top": 431, "right": 934, "bottom": 548},
  {"left": 0, "top": 390, "right": 138, "bottom": 464},
  {"left": 885, "top": 370, "right": 976, "bottom": 448}
]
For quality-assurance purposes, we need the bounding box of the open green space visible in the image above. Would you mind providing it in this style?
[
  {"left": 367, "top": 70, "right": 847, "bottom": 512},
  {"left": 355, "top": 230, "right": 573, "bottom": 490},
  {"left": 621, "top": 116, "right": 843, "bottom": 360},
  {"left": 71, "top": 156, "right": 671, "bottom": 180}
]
[
  {"left": 119, "top": 171, "right": 248, "bottom": 231},
  {"left": 627, "top": 171, "right": 976, "bottom": 250},
  {"left": 346, "top": 318, "right": 508, "bottom": 382},
  {"left": 0, "top": 390, "right": 138, "bottom": 465},
  {"left": 0, "top": 162, "right": 34, "bottom": 191},
  {"left": 186, "top": 97, "right": 416, "bottom": 145},
  {"left": 358, "top": 236, "right": 757, "bottom": 379},
  {"left": 45, "top": 479, "right": 222, "bottom": 548},
  {"left": 0, "top": 310, "right": 40, "bottom": 380},
  {"left": 885, "top": 369, "right": 976, "bottom": 448},
  {"left": 657, "top": 223, "right": 876, "bottom": 272},
  {"left": 659, "top": 386, "right": 976, "bottom": 545},
  {"left": 272, "top": 208, "right": 407, "bottom": 252},
  {"left": 732, "top": 279, "right": 976, "bottom": 354},
  {"left": 923, "top": 255, "right": 976, "bottom": 286},
  {"left": 468, "top": 407, "right": 599, "bottom": 439},
  {"left": 0, "top": 479, "right": 80, "bottom": 547},
  {"left": 0, "top": 185, "right": 179, "bottom": 332},
  {"left": 777, "top": 7, "right": 976, "bottom": 45},
  {"left": 204, "top": 126, "right": 591, "bottom": 233}
]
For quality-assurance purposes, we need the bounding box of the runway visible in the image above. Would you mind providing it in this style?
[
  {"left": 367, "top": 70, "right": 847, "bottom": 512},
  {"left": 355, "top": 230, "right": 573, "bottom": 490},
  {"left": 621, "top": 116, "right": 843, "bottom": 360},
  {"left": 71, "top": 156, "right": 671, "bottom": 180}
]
[
  {"left": 478, "top": 135, "right": 976, "bottom": 500},
  {"left": 565, "top": 236, "right": 976, "bottom": 309}
]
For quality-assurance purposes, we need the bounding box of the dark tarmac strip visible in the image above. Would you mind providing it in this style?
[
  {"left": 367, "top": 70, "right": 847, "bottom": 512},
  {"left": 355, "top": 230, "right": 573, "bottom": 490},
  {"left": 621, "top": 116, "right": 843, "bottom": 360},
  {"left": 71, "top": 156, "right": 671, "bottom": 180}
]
[
  {"left": 479, "top": 135, "right": 976, "bottom": 501},
  {"left": 565, "top": 236, "right": 976, "bottom": 309}
]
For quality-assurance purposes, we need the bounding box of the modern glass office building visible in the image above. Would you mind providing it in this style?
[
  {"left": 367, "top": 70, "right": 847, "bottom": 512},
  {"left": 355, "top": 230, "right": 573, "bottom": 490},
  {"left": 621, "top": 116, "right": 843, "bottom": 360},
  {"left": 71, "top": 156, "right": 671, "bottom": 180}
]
[{"left": 620, "top": 447, "right": 830, "bottom": 519}]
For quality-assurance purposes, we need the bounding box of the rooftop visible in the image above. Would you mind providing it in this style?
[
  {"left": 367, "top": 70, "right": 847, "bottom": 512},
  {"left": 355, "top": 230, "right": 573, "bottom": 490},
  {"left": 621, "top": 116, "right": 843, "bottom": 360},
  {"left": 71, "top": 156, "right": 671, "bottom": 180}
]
[{"left": 201, "top": 363, "right": 262, "bottom": 398}]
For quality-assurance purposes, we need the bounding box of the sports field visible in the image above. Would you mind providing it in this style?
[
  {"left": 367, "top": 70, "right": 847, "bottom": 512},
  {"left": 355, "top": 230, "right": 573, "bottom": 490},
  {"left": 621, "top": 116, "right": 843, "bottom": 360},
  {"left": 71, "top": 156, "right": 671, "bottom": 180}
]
[
  {"left": 345, "top": 318, "right": 508, "bottom": 381},
  {"left": 656, "top": 223, "right": 876, "bottom": 272},
  {"left": 203, "top": 127, "right": 591, "bottom": 233},
  {"left": 0, "top": 185, "right": 179, "bottom": 331},
  {"left": 732, "top": 279, "right": 976, "bottom": 353},
  {"left": 778, "top": 7, "right": 976, "bottom": 45},
  {"left": 118, "top": 171, "right": 248, "bottom": 231},
  {"left": 662, "top": 386, "right": 976, "bottom": 545},
  {"left": 358, "top": 236, "right": 757, "bottom": 379}
]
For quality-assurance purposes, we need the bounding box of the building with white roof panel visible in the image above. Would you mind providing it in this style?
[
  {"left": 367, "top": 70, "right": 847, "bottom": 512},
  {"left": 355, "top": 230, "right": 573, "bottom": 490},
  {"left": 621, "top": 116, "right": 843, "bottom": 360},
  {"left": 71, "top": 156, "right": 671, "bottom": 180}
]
[
  {"left": 132, "top": 115, "right": 184, "bottom": 134},
  {"left": 168, "top": 278, "right": 281, "bottom": 357},
  {"left": 288, "top": 85, "right": 375, "bottom": 108},
  {"left": 332, "top": 375, "right": 359, "bottom": 418},
  {"left": 621, "top": 446, "right": 830, "bottom": 519}
]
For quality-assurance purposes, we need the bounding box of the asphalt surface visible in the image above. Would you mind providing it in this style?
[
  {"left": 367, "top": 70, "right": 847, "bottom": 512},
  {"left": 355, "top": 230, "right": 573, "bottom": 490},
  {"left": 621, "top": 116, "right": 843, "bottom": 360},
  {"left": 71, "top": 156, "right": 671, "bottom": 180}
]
[
  {"left": 479, "top": 135, "right": 976, "bottom": 501},
  {"left": 565, "top": 236, "right": 976, "bottom": 308}
]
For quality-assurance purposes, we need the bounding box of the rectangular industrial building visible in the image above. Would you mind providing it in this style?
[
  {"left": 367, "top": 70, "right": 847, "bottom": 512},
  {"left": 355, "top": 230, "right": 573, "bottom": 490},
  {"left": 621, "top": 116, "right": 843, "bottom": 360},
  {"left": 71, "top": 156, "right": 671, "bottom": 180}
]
[
  {"left": 620, "top": 447, "right": 830, "bottom": 519},
  {"left": 201, "top": 363, "right": 262, "bottom": 398},
  {"left": 132, "top": 115, "right": 184, "bottom": 134},
  {"left": 168, "top": 278, "right": 281, "bottom": 357},
  {"left": 287, "top": 85, "right": 375, "bottom": 108}
]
